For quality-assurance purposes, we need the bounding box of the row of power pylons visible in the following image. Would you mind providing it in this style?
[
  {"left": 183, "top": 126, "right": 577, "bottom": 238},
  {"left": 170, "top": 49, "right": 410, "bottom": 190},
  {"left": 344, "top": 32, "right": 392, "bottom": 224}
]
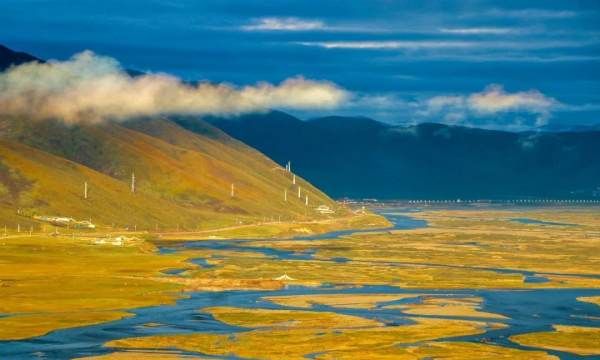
[
  {"left": 82, "top": 164, "right": 311, "bottom": 209},
  {"left": 284, "top": 161, "right": 309, "bottom": 207},
  {"left": 82, "top": 171, "right": 136, "bottom": 200}
]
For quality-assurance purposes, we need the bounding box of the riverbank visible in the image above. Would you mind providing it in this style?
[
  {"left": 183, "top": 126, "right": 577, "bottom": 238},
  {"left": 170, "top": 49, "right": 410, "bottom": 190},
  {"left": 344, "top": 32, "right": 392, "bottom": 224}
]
[{"left": 155, "top": 212, "right": 391, "bottom": 240}]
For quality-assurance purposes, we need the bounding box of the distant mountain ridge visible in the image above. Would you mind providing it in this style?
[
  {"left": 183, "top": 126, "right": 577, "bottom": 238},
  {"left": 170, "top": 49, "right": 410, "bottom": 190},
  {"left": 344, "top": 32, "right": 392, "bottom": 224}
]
[
  {"left": 0, "top": 44, "right": 41, "bottom": 70},
  {"left": 203, "top": 111, "right": 600, "bottom": 200}
]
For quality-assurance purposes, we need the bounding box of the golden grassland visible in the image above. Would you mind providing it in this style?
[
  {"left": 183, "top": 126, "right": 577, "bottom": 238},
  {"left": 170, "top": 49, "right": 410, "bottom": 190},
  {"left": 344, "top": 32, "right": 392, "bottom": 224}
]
[
  {"left": 76, "top": 351, "right": 201, "bottom": 360},
  {"left": 413, "top": 207, "right": 600, "bottom": 229},
  {"left": 264, "top": 293, "right": 422, "bottom": 309},
  {"left": 265, "top": 293, "right": 507, "bottom": 320},
  {"left": 510, "top": 325, "right": 600, "bottom": 356},
  {"left": 186, "top": 253, "right": 530, "bottom": 289},
  {"left": 104, "top": 304, "right": 560, "bottom": 359},
  {"left": 1, "top": 206, "right": 598, "bottom": 359},
  {"left": 213, "top": 207, "right": 600, "bottom": 288},
  {"left": 0, "top": 234, "right": 189, "bottom": 340},
  {"left": 206, "top": 306, "right": 382, "bottom": 328},
  {"left": 96, "top": 342, "right": 557, "bottom": 360},
  {"left": 578, "top": 296, "right": 600, "bottom": 306},
  {"left": 0, "top": 118, "right": 351, "bottom": 229},
  {"left": 156, "top": 212, "right": 391, "bottom": 240},
  {"left": 0, "top": 213, "right": 386, "bottom": 340},
  {"left": 316, "top": 341, "right": 557, "bottom": 360},
  {"left": 106, "top": 306, "right": 503, "bottom": 359},
  {"left": 384, "top": 296, "right": 508, "bottom": 319}
]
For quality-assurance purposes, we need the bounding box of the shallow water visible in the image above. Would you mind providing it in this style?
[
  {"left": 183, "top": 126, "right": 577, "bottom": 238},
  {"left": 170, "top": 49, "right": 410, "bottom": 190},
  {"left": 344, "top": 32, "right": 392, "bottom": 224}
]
[
  {"left": 1, "top": 208, "right": 599, "bottom": 360},
  {"left": 511, "top": 218, "right": 577, "bottom": 227}
]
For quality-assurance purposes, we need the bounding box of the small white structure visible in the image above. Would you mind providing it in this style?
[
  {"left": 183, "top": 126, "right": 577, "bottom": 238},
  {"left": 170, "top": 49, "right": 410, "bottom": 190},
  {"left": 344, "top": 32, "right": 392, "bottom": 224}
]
[
  {"left": 131, "top": 171, "right": 136, "bottom": 193},
  {"left": 274, "top": 273, "right": 295, "bottom": 281},
  {"left": 94, "top": 236, "right": 131, "bottom": 246},
  {"left": 316, "top": 205, "right": 335, "bottom": 214},
  {"left": 353, "top": 206, "right": 367, "bottom": 215},
  {"left": 34, "top": 215, "right": 75, "bottom": 227},
  {"left": 76, "top": 220, "right": 96, "bottom": 229},
  {"left": 111, "top": 236, "right": 126, "bottom": 246}
]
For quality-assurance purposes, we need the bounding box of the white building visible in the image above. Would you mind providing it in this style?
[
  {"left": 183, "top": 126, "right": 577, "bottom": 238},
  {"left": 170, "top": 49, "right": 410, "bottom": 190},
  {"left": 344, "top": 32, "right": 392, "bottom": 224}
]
[{"left": 315, "top": 205, "right": 335, "bottom": 214}]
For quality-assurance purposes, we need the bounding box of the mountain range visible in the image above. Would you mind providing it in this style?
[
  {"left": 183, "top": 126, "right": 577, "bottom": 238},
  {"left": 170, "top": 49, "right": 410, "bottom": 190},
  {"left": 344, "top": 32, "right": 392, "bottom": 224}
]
[
  {"left": 203, "top": 111, "right": 600, "bottom": 200},
  {"left": 2, "top": 44, "right": 599, "bottom": 202},
  {"left": 0, "top": 44, "right": 40, "bottom": 69}
]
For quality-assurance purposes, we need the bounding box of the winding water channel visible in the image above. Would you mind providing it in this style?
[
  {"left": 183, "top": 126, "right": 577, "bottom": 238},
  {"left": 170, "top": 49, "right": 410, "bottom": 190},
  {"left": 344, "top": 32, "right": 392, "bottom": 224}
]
[{"left": 1, "top": 208, "right": 599, "bottom": 359}]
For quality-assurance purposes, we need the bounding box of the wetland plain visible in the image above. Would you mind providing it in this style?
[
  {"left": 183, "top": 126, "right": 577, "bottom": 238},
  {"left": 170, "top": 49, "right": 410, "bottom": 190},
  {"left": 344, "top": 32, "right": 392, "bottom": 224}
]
[{"left": 0, "top": 205, "right": 599, "bottom": 359}]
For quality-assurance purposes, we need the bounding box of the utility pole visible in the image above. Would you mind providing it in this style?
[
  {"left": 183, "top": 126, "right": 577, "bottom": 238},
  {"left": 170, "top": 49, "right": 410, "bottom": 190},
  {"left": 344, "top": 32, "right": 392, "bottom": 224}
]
[
  {"left": 298, "top": 186, "right": 301, "bottom": 198},
  {"left": 292, "top": 174, "right": 296, "bottom": 185},
  {"left": 84, "top": 181, "right": 88, "bottom": 199},
  {"left": 230, "top": 183, "right": 235, "bottom": 197},
  {"left": 284, "top": 189, "right": 287, "bottom": 202},
  {"left": 305, "top": 195, "right": 309, "bottom": 206},
  {"left": 131, "top": 171, "right": 136, "bottom": 193}
]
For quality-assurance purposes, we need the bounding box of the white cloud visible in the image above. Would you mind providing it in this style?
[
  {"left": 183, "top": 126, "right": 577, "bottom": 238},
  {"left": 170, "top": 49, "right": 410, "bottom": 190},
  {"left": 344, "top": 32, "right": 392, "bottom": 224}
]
[
  {"left": 0, "top": 51, "right": 348, "bottom": 123},
  {"left": 333, "top": 86, "right": 560, "bottom": 130},
  {"left": 484, "top": 8, "right": 577, "bottom": 19},
  {"left": 439, "top": 27, "right": 521, "bottom": 35},
  {"left": 242, "top": 17, "right": 325, "bottom": 31},
  {"left": 468, "top": 84, "right": 557, "bottom": 114},
  {"left": 297, "top": 39, "right": 592, "bottom": 51},
  {"left": 298, "top": 40, "right": 475, "bottom": 50},
  {"left": 425, "top": 95, "right": 466, "bottom": 110},
  {"left": 419, "top": 85, "right": 559, "bottom": 128},
  {"left": 347, "top": 93, "right": 408, "bottom": 109}
]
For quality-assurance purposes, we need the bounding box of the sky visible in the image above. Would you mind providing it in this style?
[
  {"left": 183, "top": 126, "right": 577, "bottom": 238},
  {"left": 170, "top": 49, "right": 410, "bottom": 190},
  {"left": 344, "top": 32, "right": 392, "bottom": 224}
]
[{"left": 1, "top": 0, "right": 599, "bottom": 130}]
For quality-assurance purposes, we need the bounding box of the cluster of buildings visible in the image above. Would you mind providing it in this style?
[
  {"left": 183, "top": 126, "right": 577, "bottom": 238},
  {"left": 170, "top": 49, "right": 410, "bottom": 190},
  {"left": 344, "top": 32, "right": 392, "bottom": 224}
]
[{"left": 33, "top": 215, "right": 96, "bottom": 229}]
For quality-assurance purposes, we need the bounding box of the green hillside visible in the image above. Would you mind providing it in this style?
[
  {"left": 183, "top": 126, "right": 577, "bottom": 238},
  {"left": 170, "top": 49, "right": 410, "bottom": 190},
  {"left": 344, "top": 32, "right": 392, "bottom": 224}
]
[{"left": 0, "top": 116, "right": 347, "bottom": 231}]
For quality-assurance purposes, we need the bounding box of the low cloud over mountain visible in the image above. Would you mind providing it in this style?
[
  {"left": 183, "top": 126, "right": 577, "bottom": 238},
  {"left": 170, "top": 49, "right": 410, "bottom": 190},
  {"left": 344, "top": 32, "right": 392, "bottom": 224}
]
[{"left": 0, "top": 51, "right": 348, "bottom": 123}]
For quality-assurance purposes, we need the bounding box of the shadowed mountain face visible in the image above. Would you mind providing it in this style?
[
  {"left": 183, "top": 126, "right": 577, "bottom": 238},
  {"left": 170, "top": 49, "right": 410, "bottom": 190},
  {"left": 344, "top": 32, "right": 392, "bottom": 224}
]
[
  {"left": 0, "top": 44, "right": 41, "bottom": 70},
  {"left": 202, "top": 111, "right": 600, "bottom": 199}
]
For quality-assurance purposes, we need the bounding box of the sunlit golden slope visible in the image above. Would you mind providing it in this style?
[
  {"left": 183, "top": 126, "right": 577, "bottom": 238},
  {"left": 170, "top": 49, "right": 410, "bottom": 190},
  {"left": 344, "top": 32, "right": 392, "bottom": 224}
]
[{"left": 0, "top": 117, "right": 344, "bottom": 230}]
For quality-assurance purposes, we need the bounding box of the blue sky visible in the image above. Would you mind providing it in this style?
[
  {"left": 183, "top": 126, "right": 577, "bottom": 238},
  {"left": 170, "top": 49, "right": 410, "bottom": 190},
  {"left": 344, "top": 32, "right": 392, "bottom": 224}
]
[{"left": 1, "top": 0, "right": 599, "bottom": 130}]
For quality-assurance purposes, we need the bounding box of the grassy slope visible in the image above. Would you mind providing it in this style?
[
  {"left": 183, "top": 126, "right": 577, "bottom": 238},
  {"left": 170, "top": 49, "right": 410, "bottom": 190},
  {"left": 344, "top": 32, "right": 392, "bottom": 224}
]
[{"left": 0, "top": 117, "right": 346, "bottom": 230}]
